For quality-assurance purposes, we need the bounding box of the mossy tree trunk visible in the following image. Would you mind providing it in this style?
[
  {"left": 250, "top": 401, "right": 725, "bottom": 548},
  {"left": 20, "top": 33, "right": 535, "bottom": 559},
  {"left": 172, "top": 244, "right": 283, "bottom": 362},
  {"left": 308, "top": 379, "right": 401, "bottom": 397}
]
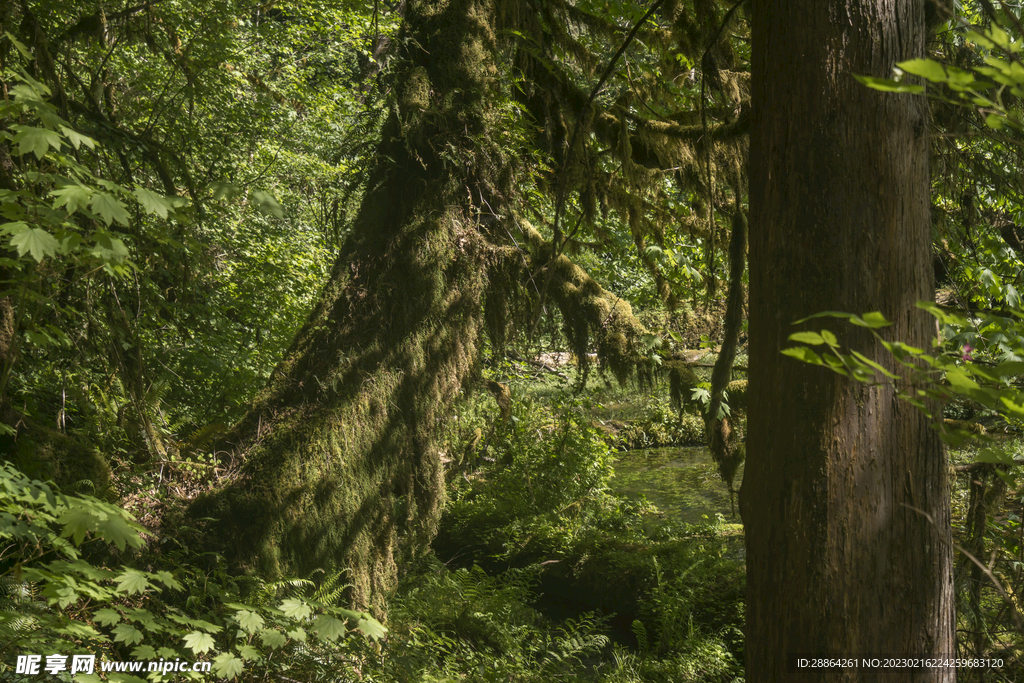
[
  {"left": 743, "top": 0, "right": 955, "bottom": 680},
  {"left": 189, "top": 0, "right": 505, "bottom": 610},
  {"left": 188, "top": 0, "right": 650, "bottom": 611}
]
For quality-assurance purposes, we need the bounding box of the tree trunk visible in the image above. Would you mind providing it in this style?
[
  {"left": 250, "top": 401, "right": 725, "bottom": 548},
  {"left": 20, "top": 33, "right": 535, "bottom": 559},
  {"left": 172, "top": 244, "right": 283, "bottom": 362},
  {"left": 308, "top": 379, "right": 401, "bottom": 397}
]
[
  {"left": 743, "top": 1, "right": 955, "bottom": 681},
  {"left": 186, "top": 0, "right": 651, "bottom": 611},
  {"left": 187, "top": 0, "right": 505, "bottom": 610}
]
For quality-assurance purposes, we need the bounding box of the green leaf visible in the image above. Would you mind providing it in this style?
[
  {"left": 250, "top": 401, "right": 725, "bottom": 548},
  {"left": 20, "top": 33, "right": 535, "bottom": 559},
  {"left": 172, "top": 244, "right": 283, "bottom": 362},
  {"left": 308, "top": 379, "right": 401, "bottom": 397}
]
[
  {"left": 211, "top": 181, "right": 244, "bottom": 200},
  {"left": 12, "top": 125, "right": 62, "bottom": 159},
  {"left": 976, "top": 446, "right": 1017, "bottom": 465},
  {"left": 94, "top": 608, "right": 122, "bottom": 626},
  {"left": 153, "top": 570, "right": 182, "bottom": 591},
  {"left": 183, "top": 630, "right": 216, "bottom": 655},
  {"left": 60, "top": 126, "right": 96, "bottom": 150},
  {"left": 279, "top": 598, "right": 312, "bottom": 621},
  {"left": 286, "top": 627, "right": 307, "bottom": 642},
  {"left": 10, "top": 227, "right": 60, "bottom": 262},
  {"left": 849, "top": 351, "right": 898, "bottom": 379},
  {"left": 853, "top": 74, "right": 924, "bottom": 94},
  {"left": 781, "top": 346, "right": 823, "bottom": 365},
  {"left": 916, "top": 301, "right": 966, "bottom": 327},
  {"left": 945, "top": 367, "right": 981, "bottom": 392},
  {"left": 112, "top": 623, "right": 145, "bottom": 645},
  {"left": 237, "top": 644, "right": 261, "bottom": 661},
  {"left": 260, "top": 628, "right": 288, "bottom": 649},
  {"left": 788, "top": 331, "right": 825, "bottom": 345},
  {"left": 213, "top": 654, "right": 244, "bottom": 680},
  {"left": 132, "top": 645, "right": 157, "bottom": 660},
  {"left": 132, "top": 187, "right": 172, "bottom": 219},
  {"left": 91, "top": 233, "right": 130, "bottom": 265},
  {"left": 90, "top": 192, "right": 131, "bottom": 226},
  {"left": 897, "top": 58, "right": 947, "bottom": 83},
  {"left": 820, "top": 329, "right": 839, "bottom": 347},
  {"left": 312, "top": 614, "right": 348, "bottom": 641},
  {"left": 851, "top": 311, "right": 891, "bottom": 328},
  {"left": 235, "top": 609, "right": 265, "bottom": 634},
  {"left": 50, "top": 184, "right": 94, "bottom": 214},
  {"left": 4, "top": 32, "right": 34, "bottom": 61},
  {"left": 353, "top": 614, "right": 387, "bottom": 641},
  {"left": 116, "top": 569, "right": 151, "bottom": 595},
  {"left": 999, "top": 394, "right": 1024, "bottom": 419}
]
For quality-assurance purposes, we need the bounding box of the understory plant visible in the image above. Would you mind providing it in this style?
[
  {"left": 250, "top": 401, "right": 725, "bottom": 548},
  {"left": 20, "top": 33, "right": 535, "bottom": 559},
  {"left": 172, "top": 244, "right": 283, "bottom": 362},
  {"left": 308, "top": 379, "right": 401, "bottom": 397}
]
[{"left": 0, "top": 462, "right": 384, "bottom": 682}]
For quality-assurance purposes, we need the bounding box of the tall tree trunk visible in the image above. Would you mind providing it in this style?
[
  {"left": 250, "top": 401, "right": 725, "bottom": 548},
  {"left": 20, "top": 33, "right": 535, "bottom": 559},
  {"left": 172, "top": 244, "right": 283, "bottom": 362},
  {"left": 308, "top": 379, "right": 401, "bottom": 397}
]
[{"left": 743, "top": 1, "right": 955, "bottom": 681}]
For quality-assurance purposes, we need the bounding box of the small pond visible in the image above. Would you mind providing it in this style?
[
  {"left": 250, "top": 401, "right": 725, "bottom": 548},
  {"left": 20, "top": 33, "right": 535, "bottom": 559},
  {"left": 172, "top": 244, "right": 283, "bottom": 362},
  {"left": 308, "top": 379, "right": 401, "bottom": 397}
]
[{"left": 611, "top": 446, "right": 745, "bottom": 524}]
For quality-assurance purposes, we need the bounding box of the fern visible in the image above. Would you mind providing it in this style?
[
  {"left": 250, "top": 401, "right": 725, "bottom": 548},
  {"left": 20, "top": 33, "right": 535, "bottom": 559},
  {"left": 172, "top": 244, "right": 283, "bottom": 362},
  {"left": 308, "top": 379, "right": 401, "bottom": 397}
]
[
  {"left": 311, "top": 569, "right": 351, "bottom": 605},
  {"left": 631, "top": 619, "right": 649, "bottom": 653}
]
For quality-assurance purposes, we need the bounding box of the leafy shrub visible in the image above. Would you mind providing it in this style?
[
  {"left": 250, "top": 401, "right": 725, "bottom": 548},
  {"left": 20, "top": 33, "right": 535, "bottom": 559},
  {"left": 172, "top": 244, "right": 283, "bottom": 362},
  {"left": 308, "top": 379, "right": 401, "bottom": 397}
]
[
  {"left": 445, "top": 393, "right": 619, "bottom": 557},
  {"left": 0, "top": 463, "right": 384, "bottom": 682},
  {"left": 382, "top": 558, "right": 610, "bottom": 682}
]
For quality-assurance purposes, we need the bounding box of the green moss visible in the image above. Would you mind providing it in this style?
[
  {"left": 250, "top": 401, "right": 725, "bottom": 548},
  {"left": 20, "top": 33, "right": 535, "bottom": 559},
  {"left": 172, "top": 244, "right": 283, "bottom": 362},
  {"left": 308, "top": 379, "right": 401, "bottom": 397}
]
[{"left": 2, "top": 420, "right": 111, "bottom": 497}]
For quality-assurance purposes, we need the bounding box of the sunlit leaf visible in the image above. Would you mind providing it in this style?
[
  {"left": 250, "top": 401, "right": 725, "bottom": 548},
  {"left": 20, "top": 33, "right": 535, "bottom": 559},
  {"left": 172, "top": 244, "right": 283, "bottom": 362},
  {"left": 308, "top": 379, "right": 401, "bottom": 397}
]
[
  {"left": 12, "top": 125, "right": 61, "bottom": 159},
  {"left": 854, "top": 74, "right": 924, "bottom": 94},
  {"left": 781, "top": 347, "right": 823, "bottom": 365},
  {"left": 897, "top": 58, "right": 946, "bottom": 83},
  {"left": 788, "top": 331, "right": 825, "bottom": 345},
  {"left": 279, "top": 598, "right": 312, "bottom": 621},
  {"left": 312, "top": 614, "right": 348, "bottom": 641},
  {"left": 50, "top": 184, "right": 93, "bottom": 214},
  {"left": 213, "top": 654, "right": 244, "bottom": 680},
  {"left": 235, "top": 609, "right": 264, "bottom": 634},
  {"left": 260, "top": 628, "right": 288, "bottom": 649},
  {"left": 9, "top": 227, "right": 59, "bottom": 261},
  {"left": 116, "top": 569, "right": 151, "bottom": 595},
  {"left": 183, "top": 630, "right": 216, "bottom": 655},
  {"left": 90, "top": 192, "right": 131, "bottom": 226},
  {"left": 112, "top": 623, "right": 145, "bottom": 645}
]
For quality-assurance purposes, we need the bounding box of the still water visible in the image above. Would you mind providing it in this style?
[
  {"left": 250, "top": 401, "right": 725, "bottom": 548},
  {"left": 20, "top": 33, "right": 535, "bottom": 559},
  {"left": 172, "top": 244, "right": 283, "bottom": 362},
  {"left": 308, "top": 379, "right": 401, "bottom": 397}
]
[{"left": 611, "top": 446, "right": 744, "bottom": 524}]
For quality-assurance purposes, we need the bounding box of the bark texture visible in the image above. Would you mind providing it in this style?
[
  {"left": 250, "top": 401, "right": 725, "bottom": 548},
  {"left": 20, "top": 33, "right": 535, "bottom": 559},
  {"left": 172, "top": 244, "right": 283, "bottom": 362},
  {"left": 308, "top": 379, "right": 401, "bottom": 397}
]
[{"left": 743, "top": 1, "right": 955, "bottom": 681}]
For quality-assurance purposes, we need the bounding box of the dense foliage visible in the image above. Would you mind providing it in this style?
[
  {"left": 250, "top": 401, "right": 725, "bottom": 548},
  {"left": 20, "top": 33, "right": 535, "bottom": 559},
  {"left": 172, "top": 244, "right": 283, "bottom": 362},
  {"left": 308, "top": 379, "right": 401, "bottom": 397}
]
[{"left": 2, "top": 0, "right": 1024, "bottom": 680}]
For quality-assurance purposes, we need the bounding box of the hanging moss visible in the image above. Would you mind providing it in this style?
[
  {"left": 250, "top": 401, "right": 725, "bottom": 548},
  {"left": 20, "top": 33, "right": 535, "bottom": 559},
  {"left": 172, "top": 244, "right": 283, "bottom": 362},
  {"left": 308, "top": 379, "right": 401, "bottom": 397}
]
[{"left": 180, "top": 0, "right": 750, "bottom": 613}]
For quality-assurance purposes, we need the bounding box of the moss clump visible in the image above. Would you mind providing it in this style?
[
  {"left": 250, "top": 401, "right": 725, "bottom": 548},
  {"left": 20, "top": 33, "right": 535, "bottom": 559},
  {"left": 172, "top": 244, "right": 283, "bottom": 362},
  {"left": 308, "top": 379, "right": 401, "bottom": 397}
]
[{"left": 2, "top": 419, "right": 111, "bottom": 497}]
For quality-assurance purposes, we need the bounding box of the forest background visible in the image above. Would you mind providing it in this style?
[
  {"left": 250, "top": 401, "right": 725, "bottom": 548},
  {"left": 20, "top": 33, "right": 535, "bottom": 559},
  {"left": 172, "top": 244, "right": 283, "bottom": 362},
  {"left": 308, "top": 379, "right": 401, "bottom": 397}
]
[{"left": 2, "top": 0, "right": 1024, "bottom": 681}]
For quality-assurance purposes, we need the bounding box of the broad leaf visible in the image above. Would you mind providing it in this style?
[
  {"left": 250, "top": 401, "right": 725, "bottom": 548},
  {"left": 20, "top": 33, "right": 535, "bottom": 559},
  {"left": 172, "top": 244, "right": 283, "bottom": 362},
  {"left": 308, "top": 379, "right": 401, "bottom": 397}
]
[
  {"left": 9, "top": 226, "right": 59, "bottom": 261},
  {"left": 112, "top": 623, "right": 145, "bottom": 645},
  {"left": 50, "top": 185, "right": 93, "bottom": 214},
  {"left": 235, "top": 609, "right": 264, "bottom": 633},
  {"left": 115, "top": 569, "right": 151, "bottom": 595},
  {"left": 12, "top": 125, "right": 61, "bottom": 159},
  {"left": 897, "top": 58, "right": 946, "bottom": 83},
  {"left": 183, "top": 630, "right": 216, "bottom": 655},
  {"left": 132, "top": 187, "right": 172, "bottom": 218},
  {"left": 213, "top": 654, "right": 244, "bottom": 680},
  {"left": 312, "top": 614, "right": 348, "bottom": 641},
  {"left": 90, "top": 192, "right": 131, "bottom": 226},
  {"left": 260, "top": 628, "right": 288, "bottom": 649},
  {"left": 279, "top": 598, "right": 312, "bottom": 620},
  {"left": 788, "top": 331, "right": 825, "bottom": 345},
  {"left": 94, "top": 608, "right": 122, "bottom": 626},
  {"left": 854, "top": 74, "right": 924, "bottom": 94},
  {"left": 781, "top": 346, "right": 823, "bottom": 365}
]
